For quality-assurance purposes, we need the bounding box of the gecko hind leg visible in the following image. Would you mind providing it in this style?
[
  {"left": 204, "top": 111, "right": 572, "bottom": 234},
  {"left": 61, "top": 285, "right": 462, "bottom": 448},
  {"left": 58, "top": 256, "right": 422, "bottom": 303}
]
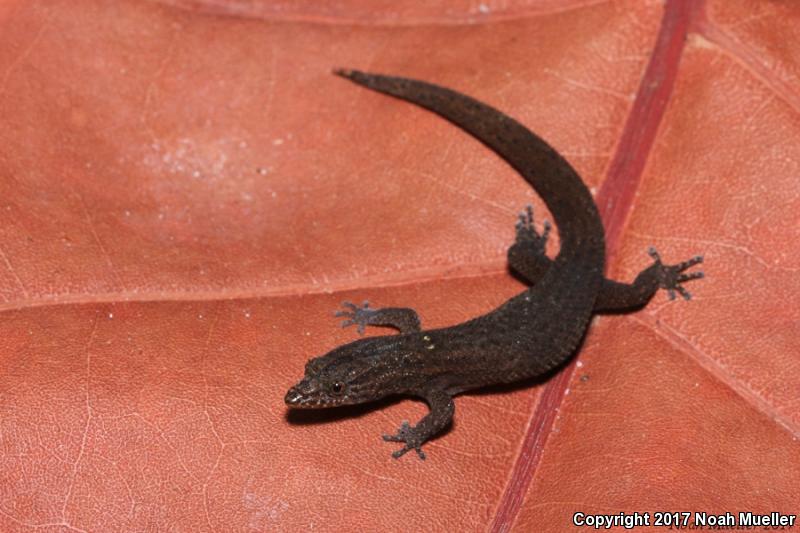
[
  {"left": 594, "top": 247, "right": 704, "bottom": 311},
  {"left": 647, "top": 247, "right": 704, "bottom": 300},
  {"left": 335, "top": 301, "right": 421, "bottom": 335},
  {"left": 507, "top": 204, "right": 552, "bottom": 284}
]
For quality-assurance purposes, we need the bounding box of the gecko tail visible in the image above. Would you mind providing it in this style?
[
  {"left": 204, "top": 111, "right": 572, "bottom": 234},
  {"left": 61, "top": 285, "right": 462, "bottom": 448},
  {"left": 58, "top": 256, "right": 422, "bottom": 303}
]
[
  {"left": 331, "top": 67, "right": 604, "bottom": 265},
  {"left": 333, "top": 68, "right": 371, "bottom": 83}
]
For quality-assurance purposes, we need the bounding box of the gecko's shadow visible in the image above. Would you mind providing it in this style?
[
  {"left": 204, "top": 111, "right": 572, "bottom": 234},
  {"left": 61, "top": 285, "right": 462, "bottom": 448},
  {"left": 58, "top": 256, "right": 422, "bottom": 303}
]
[
  {"left": 471, "top": 365, "right": 566, "bottom": 397},
  {"left": 285, "top": 395, "right": 405, "bottom": 426}
]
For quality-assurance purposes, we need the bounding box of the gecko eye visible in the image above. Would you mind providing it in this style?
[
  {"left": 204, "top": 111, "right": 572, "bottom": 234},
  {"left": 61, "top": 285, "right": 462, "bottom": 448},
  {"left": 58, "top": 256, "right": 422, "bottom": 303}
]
[{"left": 330, "top": 382, "right": 344, "bottom": 395}]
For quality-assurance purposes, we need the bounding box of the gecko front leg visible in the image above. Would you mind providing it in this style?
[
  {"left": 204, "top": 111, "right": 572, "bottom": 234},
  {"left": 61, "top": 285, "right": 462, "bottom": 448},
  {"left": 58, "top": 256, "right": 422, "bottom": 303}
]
[
  {"left": 382, "top": 389, "right": 454, "bottom": 460},
  {"left": 335, "top": 301, "right": 421, "bottom": 335}
]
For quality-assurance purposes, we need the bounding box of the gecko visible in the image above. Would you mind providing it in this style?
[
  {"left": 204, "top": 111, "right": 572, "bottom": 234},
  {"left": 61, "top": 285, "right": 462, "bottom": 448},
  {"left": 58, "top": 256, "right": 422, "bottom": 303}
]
[{"left": 284, "top": 69, "right": 704, "bottom": 460}]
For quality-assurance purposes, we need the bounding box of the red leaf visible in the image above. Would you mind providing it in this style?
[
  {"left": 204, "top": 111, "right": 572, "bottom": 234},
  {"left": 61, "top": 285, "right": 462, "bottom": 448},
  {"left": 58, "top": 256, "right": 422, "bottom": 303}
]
[{"left": 0, "top": 0, "right": 797, "bottom": 531}]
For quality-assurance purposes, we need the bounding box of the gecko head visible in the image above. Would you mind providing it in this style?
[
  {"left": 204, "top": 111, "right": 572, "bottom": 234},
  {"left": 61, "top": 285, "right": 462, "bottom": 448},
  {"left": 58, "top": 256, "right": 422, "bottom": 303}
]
[
  {"left": 283, "top": 358, "right": 352, "bottom": 409},
  {"left": 284, "top": 337, "right": 407, "bottom": 409}
]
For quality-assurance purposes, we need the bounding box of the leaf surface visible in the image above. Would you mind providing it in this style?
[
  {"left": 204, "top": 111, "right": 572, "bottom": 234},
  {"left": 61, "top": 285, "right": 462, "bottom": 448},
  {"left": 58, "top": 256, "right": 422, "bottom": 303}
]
[{"left": 0, "top": 0, "right": 797, "bottom": 531}]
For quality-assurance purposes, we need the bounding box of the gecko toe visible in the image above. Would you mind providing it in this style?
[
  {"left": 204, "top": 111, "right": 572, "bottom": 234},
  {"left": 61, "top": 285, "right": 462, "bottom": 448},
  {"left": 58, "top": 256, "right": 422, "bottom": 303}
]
[
  {"left": 383, "top": 421, "right": 426, "bottom": 459},
  {"left": 649, "top": 247, "right": 705, "bottom": 301},
  {"left": 334, "top": 300, "right": 376, "bottom": 335}
]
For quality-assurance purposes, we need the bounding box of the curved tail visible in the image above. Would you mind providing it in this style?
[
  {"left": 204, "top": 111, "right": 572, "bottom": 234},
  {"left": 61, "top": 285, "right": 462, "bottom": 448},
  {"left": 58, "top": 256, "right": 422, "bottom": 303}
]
[{"left": 334, "top": 69, "right": 605, "bottom": 267}]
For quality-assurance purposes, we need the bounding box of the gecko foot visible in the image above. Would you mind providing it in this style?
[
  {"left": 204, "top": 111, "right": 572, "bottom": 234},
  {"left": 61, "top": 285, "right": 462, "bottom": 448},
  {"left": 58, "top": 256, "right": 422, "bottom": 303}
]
[
  {"left": 514, "top": 205, "right": 551, "bottom": 253},
  {"left": 648, "top": 247, "right": 704, "bottom": 300},
  {"left": 382, "top": 421, "right": 426, "bottom": 460},
  {"left": 334, "top": 301, "right": 375, "bottom": 335}
]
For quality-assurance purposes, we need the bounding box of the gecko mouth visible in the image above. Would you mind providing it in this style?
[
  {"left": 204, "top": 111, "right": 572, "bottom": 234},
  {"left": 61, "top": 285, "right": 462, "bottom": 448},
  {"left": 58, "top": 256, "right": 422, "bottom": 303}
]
[
  {"left": 284, "top": 385, "right": 342, "bottom": 408},
  {"left": 284, "top": 387, "right": 306, "bottom": 406}
]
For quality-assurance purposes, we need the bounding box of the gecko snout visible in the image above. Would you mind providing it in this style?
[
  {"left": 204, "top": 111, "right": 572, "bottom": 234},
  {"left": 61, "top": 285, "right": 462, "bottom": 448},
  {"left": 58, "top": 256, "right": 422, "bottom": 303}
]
[{"left": 284, "top": 387, "right": 304, "bottom": 406}]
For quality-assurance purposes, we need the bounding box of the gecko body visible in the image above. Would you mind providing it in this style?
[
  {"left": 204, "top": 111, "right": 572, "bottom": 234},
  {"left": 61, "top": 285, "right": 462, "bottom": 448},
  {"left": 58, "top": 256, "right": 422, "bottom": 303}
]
[{"left": 285, "top": 70, "right": 703, "bottom": 459}]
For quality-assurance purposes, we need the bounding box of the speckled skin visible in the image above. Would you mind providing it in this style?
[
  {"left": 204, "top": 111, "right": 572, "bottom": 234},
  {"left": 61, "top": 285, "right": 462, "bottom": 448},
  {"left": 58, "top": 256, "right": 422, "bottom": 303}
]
[{"left": 284, "top": 71, "right": 704, "bottom": 460}]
